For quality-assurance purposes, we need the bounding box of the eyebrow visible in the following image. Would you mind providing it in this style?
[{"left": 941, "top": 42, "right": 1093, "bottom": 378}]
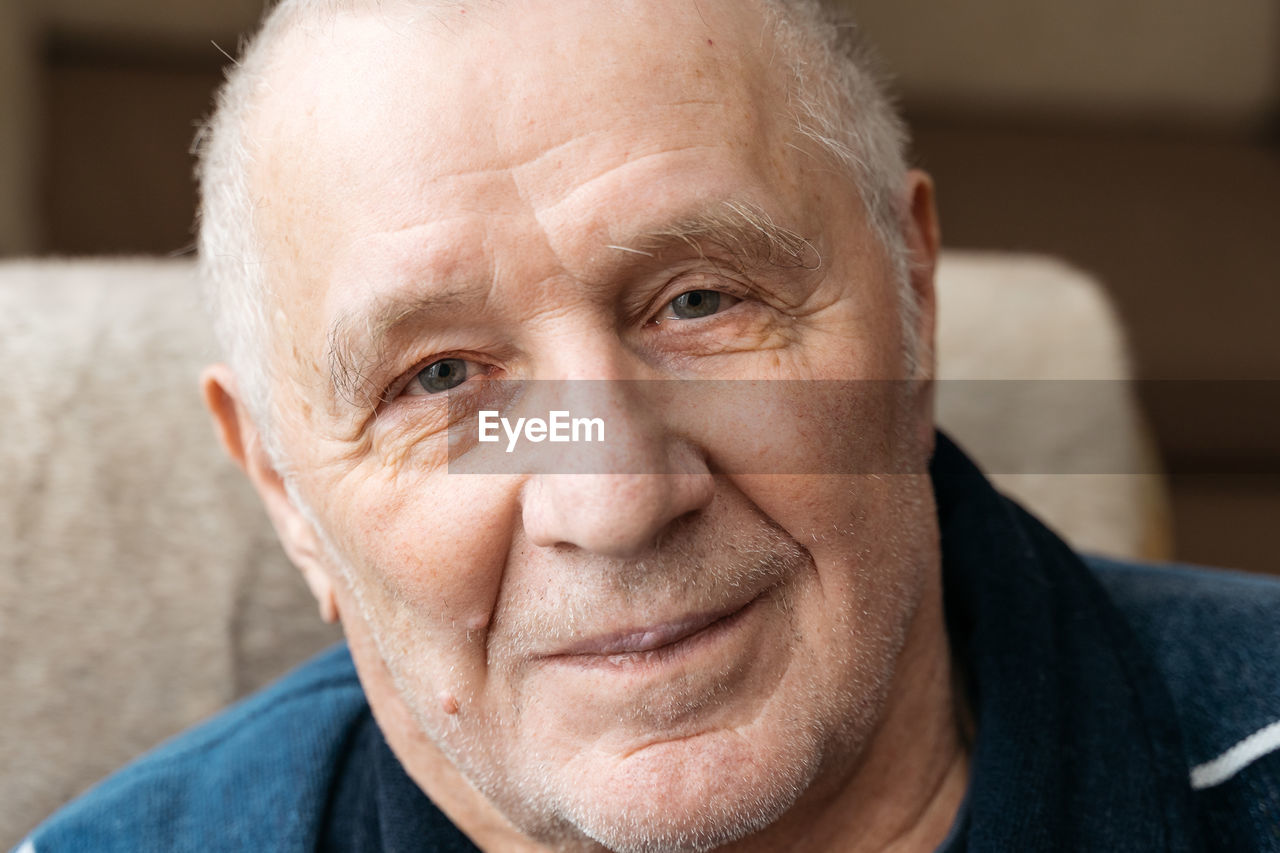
[
  {"left": 616, "top": 200, "right": 821, "bottom": 274},
  {"left": 327, "top": 287, "right": 477, "bottom": 410},
  {"left": 325, "top": 200, "right": 822, "bottom": 410}
]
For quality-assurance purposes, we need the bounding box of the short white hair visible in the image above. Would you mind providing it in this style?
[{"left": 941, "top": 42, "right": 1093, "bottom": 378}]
[{"left": 194, "top": 0, "right": 915, "bottom": 454}]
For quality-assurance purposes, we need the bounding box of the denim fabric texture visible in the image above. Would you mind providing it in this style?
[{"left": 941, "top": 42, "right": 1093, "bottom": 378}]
[{"left": 18, "top": 433, "right": 1280, "bottom": 852}]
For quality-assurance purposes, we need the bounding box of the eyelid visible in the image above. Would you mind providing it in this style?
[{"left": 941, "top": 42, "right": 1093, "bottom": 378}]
[
  {"left": 384, "top": 354, "right": 492, "bottom": 403},
  {"left": 647, "top": 276, "right": 751, "bottom": 325},
  {"left": 664, "top": 290, "right": 741, "bottom": 318}
]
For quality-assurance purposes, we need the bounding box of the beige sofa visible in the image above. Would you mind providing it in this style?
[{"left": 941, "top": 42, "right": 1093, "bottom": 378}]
[{"left": 0, "top": 253, "right": 1168, "bottom": 846}]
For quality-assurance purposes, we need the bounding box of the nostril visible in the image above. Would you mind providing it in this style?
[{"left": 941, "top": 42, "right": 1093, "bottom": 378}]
[
  {"left": 519, "top": 470, "right": 715, "bottom": 558},
  {"left": 652, "top": 508, "right": 704, "bottom": 551}
]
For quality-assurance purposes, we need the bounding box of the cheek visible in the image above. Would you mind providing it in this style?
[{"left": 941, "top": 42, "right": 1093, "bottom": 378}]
[
  {"left": 734, "top": 468, "right": 935, "bottom": 597},
  {"left": 317, "top": 467, "right": 521, "bottom": 684},
  {"left": 689, "top": 373, "right": 913, "bottom": 479},
  {"left": 737, "top": 470, "right": 936, "bottom": 723}
]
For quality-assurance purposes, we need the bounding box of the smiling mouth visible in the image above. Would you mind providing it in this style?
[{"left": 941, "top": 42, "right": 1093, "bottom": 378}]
[{"left": 541, "top": 592, "right": 767, "bottom": 668}]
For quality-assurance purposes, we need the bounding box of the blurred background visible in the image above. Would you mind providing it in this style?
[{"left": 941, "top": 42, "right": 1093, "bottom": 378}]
[{"left": 0, "top": 0, "right": 1276, "bottom": 574}]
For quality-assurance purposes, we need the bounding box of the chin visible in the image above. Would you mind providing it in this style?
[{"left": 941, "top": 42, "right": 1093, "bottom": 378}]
[{"left": 505, "top": 721, "right": 831, "bottom": 853}]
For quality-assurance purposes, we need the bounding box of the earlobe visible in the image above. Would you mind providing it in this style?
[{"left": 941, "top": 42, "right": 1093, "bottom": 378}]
[
  {"left": 303, "top": 564, "right": 341, "bottom": 623},
  {"left": 200, "top": 363, "right": 341, "bottom": 625}
]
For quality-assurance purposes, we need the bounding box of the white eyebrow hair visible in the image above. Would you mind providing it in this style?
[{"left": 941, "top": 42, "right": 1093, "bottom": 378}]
[
  {"left": 326, "top": 202, "right": 822, "bottom": 409},
  {"left": 610, "top": 200, "right": 822, "bottom": 272},
  {"left": 326, "top": 287, "right": 476, "bottom": 409},
  {"left": 604, "top": 245, "right": 656, "bottom": 257}
]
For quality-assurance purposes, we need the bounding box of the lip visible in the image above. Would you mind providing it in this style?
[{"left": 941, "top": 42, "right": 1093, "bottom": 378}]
[{"left": 537, "top": 591, "right": 767, "bottom": 665}]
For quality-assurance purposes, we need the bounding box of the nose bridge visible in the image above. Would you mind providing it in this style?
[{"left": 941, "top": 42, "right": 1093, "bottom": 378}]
[
  {"left": 527, "top": 317, "right": 678, "bottom": 475},
  {"left": 519, "top": 346, "right": 714, "bottom": 558}
]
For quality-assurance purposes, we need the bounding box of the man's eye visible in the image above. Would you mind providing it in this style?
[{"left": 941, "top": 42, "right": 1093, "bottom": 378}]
[
  {"left": 662, "top": 290, "right": 739, "bottom": 321},
  {"left": 410, "top": 358, "right": 471, "bottom": 395}
]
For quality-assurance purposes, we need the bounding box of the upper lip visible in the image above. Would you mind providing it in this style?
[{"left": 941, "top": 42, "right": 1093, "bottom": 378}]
[{"left": 542, "top": 597, "right": 756, "bottom": 659}]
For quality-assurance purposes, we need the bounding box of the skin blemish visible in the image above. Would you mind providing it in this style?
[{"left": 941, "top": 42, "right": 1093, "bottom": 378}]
[
  {"left": 440, "top": 692, "right": 461, "bottom": 715},
  {"left": 707, "top": 39, "right": 714, "bottom": 46}
]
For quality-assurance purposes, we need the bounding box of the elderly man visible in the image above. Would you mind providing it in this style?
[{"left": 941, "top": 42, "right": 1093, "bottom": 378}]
[{"left": 21, "top": 0, "right": 1280, "bottom": 851}]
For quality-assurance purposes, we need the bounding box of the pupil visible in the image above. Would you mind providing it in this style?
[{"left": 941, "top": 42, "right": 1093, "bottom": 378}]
[
  {"left": 673, "top": 290, "right": 719, "bottom": 319},
  {"left": 419, "top": 358, "right": 467, "bottom": 393}
]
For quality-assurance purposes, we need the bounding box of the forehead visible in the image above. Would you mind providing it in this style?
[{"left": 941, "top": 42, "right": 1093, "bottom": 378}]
[
  {"left": 247, "top": 0, "right": 842, "bottom": 404},
  {"left": 253, "top": 0, "right": 799, "bottom": 250}
]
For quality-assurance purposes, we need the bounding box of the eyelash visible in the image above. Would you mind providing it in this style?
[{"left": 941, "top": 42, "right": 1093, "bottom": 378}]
[
  {"left": 647, "top": 277, "right": 751, "bottom": 322},
  {"left": 383, "top": 278, "right": 754, "bottom": 406},
  {"left": 382, "top": 353, "right": 494, "bottom": 403}
]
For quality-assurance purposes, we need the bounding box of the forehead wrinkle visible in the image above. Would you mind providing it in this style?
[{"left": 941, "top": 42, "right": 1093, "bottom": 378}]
[
  {"left": 268, "top": 1, "right": 808, "bottom": 407},
  {"left": 510, "top": 140, "right": 722, "bottom": 230}
]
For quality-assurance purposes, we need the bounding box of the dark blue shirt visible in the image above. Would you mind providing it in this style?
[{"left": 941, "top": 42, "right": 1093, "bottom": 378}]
[{"left": 19, "top": 435, "right": 1280, "bottom": 851}]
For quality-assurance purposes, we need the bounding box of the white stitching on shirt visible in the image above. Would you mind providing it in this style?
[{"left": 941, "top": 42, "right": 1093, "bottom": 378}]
[{"left": 1190, "top": 718, "right": 1280, "bottom": 790}]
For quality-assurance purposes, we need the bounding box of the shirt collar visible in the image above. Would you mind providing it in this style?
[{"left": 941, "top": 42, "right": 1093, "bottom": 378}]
[{"left": 932, "top": 431, "right": 1202, "bottom": 851}]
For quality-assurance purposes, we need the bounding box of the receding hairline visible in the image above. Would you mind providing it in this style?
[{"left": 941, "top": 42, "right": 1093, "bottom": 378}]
[
  {"left": 241, "top": 0, "right": 831, "bottom": 403},
  {"left": 197, "top": 0, "right": 915, "bottom": 451}
]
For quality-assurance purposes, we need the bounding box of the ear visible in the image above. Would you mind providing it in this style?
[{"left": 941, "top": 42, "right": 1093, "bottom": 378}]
[
  {"left": 901, "top": 169, "right": 941, "bottom": 453},
  {"left": 201, "top": 364, "right": 340, "bottom": 624}
]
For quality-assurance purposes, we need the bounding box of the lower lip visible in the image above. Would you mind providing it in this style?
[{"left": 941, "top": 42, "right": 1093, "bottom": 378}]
[{"left": 543, "top": 593, "right": 767, "bottom": 673}]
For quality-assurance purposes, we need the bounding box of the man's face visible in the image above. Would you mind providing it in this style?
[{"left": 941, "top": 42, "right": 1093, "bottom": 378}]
[{"left": 251, "top": 0, "right": 938, "bottom": 848}]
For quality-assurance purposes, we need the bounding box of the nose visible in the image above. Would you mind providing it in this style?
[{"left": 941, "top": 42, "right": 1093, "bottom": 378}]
[
  {"left": 522, "top": 467, "right": 715, "bottom": 558},
  {"left": 519, "top": 381, "right": 715, "bottom": 558}
]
